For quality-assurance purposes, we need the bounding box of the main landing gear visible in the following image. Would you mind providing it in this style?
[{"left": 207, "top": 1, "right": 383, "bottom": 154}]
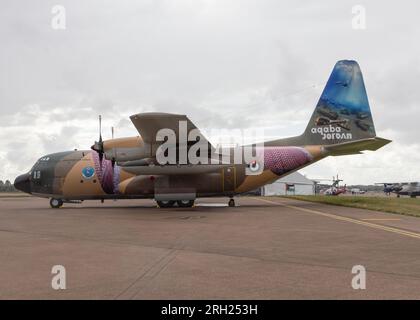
[
  {"left": 156, "top": 200, "right": 195, "bottom": 208},
  {"left": 50, "top": 198, "right": 63, "bottom": 209},
  {"left": 177, "top": 200, "right": 195, "bottom": 208},
  {"left": 157, "top": 200, "right": 175, "bottom": 208}
]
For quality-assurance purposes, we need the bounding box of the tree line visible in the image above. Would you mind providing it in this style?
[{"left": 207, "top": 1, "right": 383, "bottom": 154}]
[{"left": 0, "top": 180, "right": 17, "bottom": 192}]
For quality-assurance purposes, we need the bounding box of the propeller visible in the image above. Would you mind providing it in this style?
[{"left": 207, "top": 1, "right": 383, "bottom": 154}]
[
  {"left": 91, "top": 115, "right": 104, "bottom": 164},
  {"left": 110, "top": 126, "right": 116, "bottom": 168}
]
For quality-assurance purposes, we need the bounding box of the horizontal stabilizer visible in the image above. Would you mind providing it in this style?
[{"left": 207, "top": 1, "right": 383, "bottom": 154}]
[{"left": 324, "top": 137, "right": 391, "bottom": 156}]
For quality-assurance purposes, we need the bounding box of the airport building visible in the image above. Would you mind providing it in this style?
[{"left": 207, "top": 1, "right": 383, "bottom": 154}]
[{"left": 261, "top": 171, "right": 315, "bottom": 196}]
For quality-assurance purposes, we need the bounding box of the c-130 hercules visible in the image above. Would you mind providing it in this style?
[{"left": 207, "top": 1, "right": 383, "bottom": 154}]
[{"left": 14, "top": 60, "right": 390, "bottom": 208}]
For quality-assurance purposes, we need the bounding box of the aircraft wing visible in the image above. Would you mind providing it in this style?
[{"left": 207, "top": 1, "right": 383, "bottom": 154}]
[{"left": 130, "top": 112, "right": 215, "bottom": 157}]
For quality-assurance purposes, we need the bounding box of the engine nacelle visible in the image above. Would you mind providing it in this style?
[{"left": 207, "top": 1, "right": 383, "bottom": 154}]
[{"left": 102, "top": 136, "right": 152, "bottom": 162}]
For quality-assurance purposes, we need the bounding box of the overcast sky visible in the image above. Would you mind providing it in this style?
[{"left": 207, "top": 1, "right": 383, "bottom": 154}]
[{"left": 1, "top": 0, "right": 419, "bottom": 184}]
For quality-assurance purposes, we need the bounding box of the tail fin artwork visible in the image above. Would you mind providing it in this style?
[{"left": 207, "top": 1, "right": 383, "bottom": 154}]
[
  {"left": 268, "top": 60, "right": 391, "bottom": 154},
  {"left": 265, "top": 60, "right": 391, "bottom": 155},
  {"left": 304, "top": 60, "right": 377, "bottom": 145}
]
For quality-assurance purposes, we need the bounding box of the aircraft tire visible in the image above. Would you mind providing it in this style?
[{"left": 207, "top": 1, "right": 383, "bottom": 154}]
[
  {"left": 50, "top": 198, "right": 63, "bottom": 209},
  {"left": 157, "top": 200, "right": 175, "bottom": 208},
  {"left": 228, "top": 198, "right": 235, "bottom": 207},
  {"left": 177, "top": 200, "right": 194, "bottom": 208}
]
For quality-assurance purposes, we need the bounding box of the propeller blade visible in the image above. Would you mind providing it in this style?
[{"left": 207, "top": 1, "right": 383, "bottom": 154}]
[
  {"left": 99, "top": 115, "right": 102, "bottom": 143},
  {"left": 91, "top": 115, "right": 105, "bottom": 163}
]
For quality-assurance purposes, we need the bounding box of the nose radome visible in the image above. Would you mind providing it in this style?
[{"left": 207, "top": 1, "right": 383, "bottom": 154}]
[{"left": 14, "top": 173, "right": 31, "bottom": 194}]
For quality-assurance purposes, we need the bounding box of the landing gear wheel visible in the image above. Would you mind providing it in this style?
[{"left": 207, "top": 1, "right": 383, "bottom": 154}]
[
  {"left": 397, "top": 194, "right": 400, "bottom": 198},
  {"left": 177, "top": 200, "right": 195, "bottom": 208},
  {"left": 157, "top": 200, "right": 175, "bottom": 208},
  {"left": 50, "top": 198, "right": 63, "bottom": 209},
  {"left": 228, "top": 198, "right": 235, "bottom": 207}
]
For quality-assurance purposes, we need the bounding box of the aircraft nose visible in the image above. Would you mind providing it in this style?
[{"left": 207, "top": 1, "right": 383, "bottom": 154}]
[{"left": 14, "top": 173, "right": 31, "bottom": 194}]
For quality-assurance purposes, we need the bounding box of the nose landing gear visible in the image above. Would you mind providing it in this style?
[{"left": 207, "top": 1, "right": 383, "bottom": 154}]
[
  {"left": 228, "top": 198, "right": 235, "bottom": 207},
  {"left": 50, "top": 198, "right": 63, "bottom": 209}
]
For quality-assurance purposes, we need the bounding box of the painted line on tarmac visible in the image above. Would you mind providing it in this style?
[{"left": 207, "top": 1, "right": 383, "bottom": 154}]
[
  {"left": 255, "top": 197, "right": 420, "bottom": 240},
  {"left": 362, "top": 218, "right": 401, "bottom": 221}
]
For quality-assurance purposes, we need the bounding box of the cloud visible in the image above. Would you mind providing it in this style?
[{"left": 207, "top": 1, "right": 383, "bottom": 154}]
[{"left": 0, "top": 0, "right": 419, "bottom": 184}]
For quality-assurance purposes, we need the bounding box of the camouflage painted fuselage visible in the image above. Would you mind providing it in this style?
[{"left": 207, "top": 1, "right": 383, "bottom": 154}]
[{"left": 25, "top": 143, "right": 324, "bottom": 200}]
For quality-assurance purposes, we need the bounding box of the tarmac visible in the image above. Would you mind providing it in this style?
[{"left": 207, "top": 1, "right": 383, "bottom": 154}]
[{"left": 1, "top": 195, "right": 420, "bottom": 299}]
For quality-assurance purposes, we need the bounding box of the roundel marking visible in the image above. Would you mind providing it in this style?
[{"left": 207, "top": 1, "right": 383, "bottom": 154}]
[
  {"left": 249, "top": 160, "right": 260, "bottom": 172},
  {"left": 82, "top": 166, "right": 95, "bottom": 179}
]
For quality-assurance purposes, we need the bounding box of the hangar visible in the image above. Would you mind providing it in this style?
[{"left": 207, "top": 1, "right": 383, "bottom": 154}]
[{"left": 261, "top": 171, "right": 315, "bottom": 196}]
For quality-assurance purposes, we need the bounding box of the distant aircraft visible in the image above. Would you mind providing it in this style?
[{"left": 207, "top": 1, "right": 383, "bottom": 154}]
[
  {"left": 14, "top": 60, "right": 391, "bottom": 208},
  {"left": 322, "top": 175, "right": 347, "bottom": 196},
  {"left": 377, "top": 182, "right": 420, "bottom": 198},
  {"left": 377, "top": 183, "right": 403, "bottom": 196}
]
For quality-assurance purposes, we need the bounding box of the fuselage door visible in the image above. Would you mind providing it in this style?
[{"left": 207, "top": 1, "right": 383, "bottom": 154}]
[{"left": 222, "top": 166, "right": 236, "bottom": 193}]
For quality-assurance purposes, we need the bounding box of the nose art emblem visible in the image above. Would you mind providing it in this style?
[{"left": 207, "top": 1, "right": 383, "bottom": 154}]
[{"left": 82, "top": 166, "right": 95, "bottom": 179}]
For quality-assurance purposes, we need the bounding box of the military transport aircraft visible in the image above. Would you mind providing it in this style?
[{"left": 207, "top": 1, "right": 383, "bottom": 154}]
[
  {"left": 396, "top": 183, "right": 420, "bottom": 198},
  {"left": 14, "top": 60, "right": 391, "bottom": 208}
]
